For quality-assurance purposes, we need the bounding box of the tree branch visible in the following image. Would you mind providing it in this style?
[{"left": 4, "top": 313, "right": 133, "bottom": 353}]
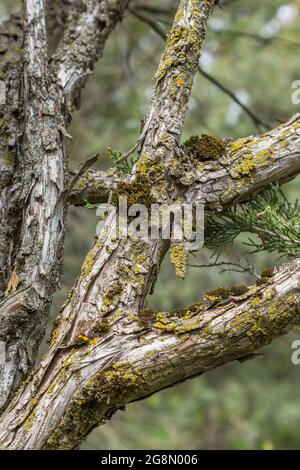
[
  {"left": 2, "top": 0, "right": 298, "bottom": 451},
  {"left": 130, "top": 6, "right": 269, "bottom": 131},
  {"left": 0, "top": 0, "right": 132, "bottom": 410},
  {"left": 68, "top": 167, "right": 122, "bottom": 206},
  {"left": 138, "top": 0, "right": 215, "bottom": 162},
  {"left": 0, "top": 0, "right": 217, "bottom": 446},
  {"left": 0, "top": 14, "right": 24, "bottom": 293},
  {"left": 174, "top": 114, "right": 300, "bottom": 209},
  {"left": 51, "top": 0, "right": 130, "bottom": 109},
  {"left": 0, "top": 259, "right": 299, "bottom": 449},
  {"left": 0, "top": 0, "right": 67, "bottom": 410},
  {"left": 69, "top": 115, "right": 300, "bottom": 209}
]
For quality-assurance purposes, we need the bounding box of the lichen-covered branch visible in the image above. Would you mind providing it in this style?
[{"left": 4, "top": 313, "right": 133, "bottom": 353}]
[
  {"left": 68, "top": 167, "right": 122, "bottom": 206},
  {"left": 0, "top": 0, "right": 218, "bottom": 445},
  {"left": 137, "top": 0, "right": 215, "bottom": 180},
  {"left": 0, "top": 14, "right": 24, "bottom": 295},
  {"left": 69, "top": 115, "right": 300, "bottom": 208},
  {"left": 174, "top": 114, "right": 300, "bottom": 209},
  {"left": 0, "top": 260, "right": 299, "bottom": 449},
  {"left": 51, "top": 0, "right": 130, "bottom": 108},
  {"left": 0, "top": 0, "right": 67, "bottom": 410}
]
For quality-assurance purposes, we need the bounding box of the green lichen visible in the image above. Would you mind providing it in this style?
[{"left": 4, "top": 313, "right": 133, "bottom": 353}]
[
  {"left": 49, "top": 328, "right": 59, "bottom": 346},
  {"left": 232, "top": 147, "right": 274, "bottom": 177},
  {"left": 101, "top": 281, "right": 123, "bottom": 312},
  {"left": 184, "top": 134, "right": 226, "bottom": 161},
  {"left": 45, "top": 363, "right": 145, "bottom": 450},
  {"left": 205, "top": 285, "right": 249, "bottom": 302},
  {"left": 256, "top": 266, "right": 275, "bottom": 286},
  {"left": 80, "top": 250, "right": 95, "bottom": 277},
  {"left": 137, "top": 308, "right": 157, "bottom": 327},
  {"left": 47, "top": 381, "right": 56, "bottom": 394},
  {"left": 135, "top": 154, "right": 164, "bottom": 179},
  {"left": 92, "top": 319, "right": 110, "bottom": 335},
  {"left": 111, "top": 176, "right": 156, "bottom": 208},
  {"left": 24, "top": 412, "right": 35, "bottom": 432}
]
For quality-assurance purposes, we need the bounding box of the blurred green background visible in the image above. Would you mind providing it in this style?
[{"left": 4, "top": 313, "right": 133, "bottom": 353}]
[{"left": 2, "top": 0, "right": 300, "bottom": 450}]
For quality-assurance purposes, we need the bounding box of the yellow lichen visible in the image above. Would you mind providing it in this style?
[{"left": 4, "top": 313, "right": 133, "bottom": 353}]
[{"left": 170, "top": 242, "right": 187, "bottom": 279}]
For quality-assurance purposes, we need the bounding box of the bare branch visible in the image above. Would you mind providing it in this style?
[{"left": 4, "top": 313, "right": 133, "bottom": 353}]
[
  {"left": 188, "top": 259, "right": 260, "bottom": 279},
  {"left": 197, "top": 65, "right": 270, "bottom": 130}
]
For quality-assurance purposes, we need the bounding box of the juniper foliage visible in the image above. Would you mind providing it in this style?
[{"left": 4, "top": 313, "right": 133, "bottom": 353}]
[{"left": 205, "top": 185, "right": 300, "bottom": 257}]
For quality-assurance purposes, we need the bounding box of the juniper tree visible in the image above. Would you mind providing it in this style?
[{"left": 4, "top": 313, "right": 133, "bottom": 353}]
[{"left": 0, "top": 0, "right": 299, "bottom": 449}]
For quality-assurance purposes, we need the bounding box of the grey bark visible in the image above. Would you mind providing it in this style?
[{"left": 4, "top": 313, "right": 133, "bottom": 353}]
[
  {"left": 0, "top": 0, "right": 130, "bottom": 410},
  {"left": 0, "top": 0, "right": 299, "bottom": 451}
]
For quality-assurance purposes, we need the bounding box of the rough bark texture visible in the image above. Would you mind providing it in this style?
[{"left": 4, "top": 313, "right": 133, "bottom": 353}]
[
  {"left": 0, "top": 0, "right": 67, "bottom": 411},
  {"left": 69, "top": 115, "right": 300, "bottom": 209},
  {"left": 50, "top": 0, "right": 130, "bottom": 109},
  {"left": 0, "top": 0, "right": 130, "bottom": 411},
  {"left": 0, "top": 14, "right": 24, "bottom": 295},
  {"left": 0, "top": 259, "right": 299, "bottom": 449},
  {"left": 69, "top": 167, "right": 122, "bottom": 206},
  {"left": 0, "top": 0, "right": 299, "bottom": 451}
]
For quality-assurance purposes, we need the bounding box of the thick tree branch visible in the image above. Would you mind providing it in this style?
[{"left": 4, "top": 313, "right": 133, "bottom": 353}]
[
  {"left": 0, "top": 14, "right": 24, "bottom": 293},
  {"left": 68, "top": 167, "right": 122, "bottom": 206},
  {"left": 0, "top": 0, "right": 132, "bottom": 410},
  {"left": 0, "top": 0, "right": 67, "bottom": 410},
  {"left": 0, "top": 259, "right": 299, "bottom": 449},
  {"left": 175, "top": 114, "right": 300, "bottom": 209},
  {"left": 70, "top": 115, "right": 300, "bottom": 208},
  {"left": 138, "top": 0, "right": 215, "bottom": 164},
  {"left": 51, "top": 0, "right": 130, "bottom": 108},
  {"left": 0, "top": 0, "right": 217, "bottom": 446}
]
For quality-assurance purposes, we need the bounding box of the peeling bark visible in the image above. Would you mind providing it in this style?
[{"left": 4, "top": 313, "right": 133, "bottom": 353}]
[
  {"left": 0, "top": 260, "right": 299, "bottom": 449},
  {"left": 69, "top": 116, "right": 300, "bottom": 209},
  {"left": 0, "top": 0, "right": 299, "bottom": 451},
  {"left": 0, "top": 14, "right": 24, "bottom": 295},
  {"left": 0, "top": 0, "right": 66, "bottom": 411},
  {"left": 0, "top": 0, "right": 131, "bottom": 411}
]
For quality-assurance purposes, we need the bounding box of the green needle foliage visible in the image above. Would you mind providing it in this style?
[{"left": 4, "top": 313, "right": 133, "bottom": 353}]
[
  {"left": 108, "top": 147, "right": 136, "bottom": 174},
  {"left": 205, "top": 185, "right": 300, "bottom": 257}
]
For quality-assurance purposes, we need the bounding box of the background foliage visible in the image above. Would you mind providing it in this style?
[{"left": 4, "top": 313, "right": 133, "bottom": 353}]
[{"left": 1, "top": 0, "right": 300, "bottom": 450}]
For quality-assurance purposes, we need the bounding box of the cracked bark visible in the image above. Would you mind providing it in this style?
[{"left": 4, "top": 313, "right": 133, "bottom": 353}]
[
  {"left": 69, "top": 115, "right": 300, "bottom": 209},
  {"left": 0, "top": 259, "right": 299, "bottom": 449},
  {"left": 0, "top": 0, "right": 130, "bottom": 411},
  {"left": 50, "top": 0, "right": 130, "bottom": 109},
  {"left": 0, "top": 0, "right": 299, "bottom": 451}
]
